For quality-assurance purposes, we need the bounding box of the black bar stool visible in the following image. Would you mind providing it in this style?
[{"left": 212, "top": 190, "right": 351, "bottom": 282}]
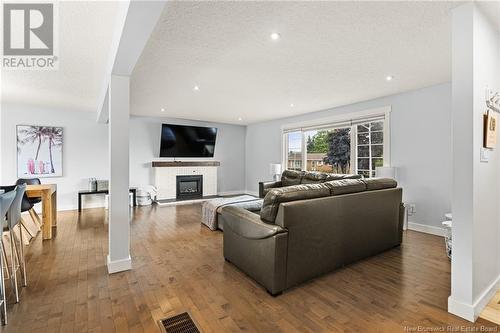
[
  {"left": 0, "top": 185, "right": 36, "bottom": 242},
  {"left": 16, "top": 179, "right": 42, "bottom": 230},
  {"left": 0, "top": 190, "right": 15, "bottom": 325}
]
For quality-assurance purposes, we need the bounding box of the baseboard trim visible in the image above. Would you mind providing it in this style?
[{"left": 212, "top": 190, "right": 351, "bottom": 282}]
[
  {"left": 107, "top": 255, "right": 132, "bottom": 274},
  {"left": 155, "top": 197, "right": 214, "bottom": 206},
  {"left": 448, "top": 274, "right": 500, "bottom": 322},
  {"left": 474, "top": 274, "right": 500, "bottom": 320},
  {"left": 34, "top": 203, "right": 106, "bottom": 213},
  {"left": 217, "top": 190, "right": 247, "bottom": 196},
  {"left": 245, "top": 190, "right": 259, "bottom": 197},
  {"left": 407, "top": 222, "right": 445, "bottom": 237},
  {"left": 448, "top": 296, "right": 475, "bottom": 322}
]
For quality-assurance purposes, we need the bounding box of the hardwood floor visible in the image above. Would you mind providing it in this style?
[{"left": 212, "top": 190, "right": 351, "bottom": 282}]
[
  {"left": 0, "top": 204, "right": 497, "bottom": 333},
  {"left": 481, "top": 291, "right": 500, "bottom": 325}
]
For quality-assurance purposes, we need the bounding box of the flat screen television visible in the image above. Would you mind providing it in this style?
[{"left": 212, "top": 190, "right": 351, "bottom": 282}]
[{"left": 159, "top": 124, "right": 217, "bottom": 158}]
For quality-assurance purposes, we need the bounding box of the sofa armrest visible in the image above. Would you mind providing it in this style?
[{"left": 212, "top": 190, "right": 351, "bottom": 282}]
[
  {"left": 220, "top": 206, "right": 285, "bottom": 240},
  {"left": 222, "top": 206, "right": 288, "bottom": 295},
  {"left": 259, "top": 180, "right": 282, "bottom": 198}
]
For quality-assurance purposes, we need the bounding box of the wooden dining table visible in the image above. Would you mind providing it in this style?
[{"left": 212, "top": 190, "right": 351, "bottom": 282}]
[{"left": 26, "top": 184, "right": 57, "bottom": 240}]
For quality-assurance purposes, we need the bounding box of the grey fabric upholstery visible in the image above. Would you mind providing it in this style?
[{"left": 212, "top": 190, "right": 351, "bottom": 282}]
[
  {"left": 7, "top": 184, "right": 26, "bottom": 229},
  {"left": 325, "top": 173, "right": 362, "bottom": 181},
  {"left": 258, "top": 171, "right": 363, "bottom": 198},
  {"left": 16, "top": 178, "right": 41, "bottom": 205},
  {"left": 363, "top": 178, "right": 397, "bottom": 191},
  {"left": 259, "top": 180, "right": 282, "bottom": 198},
  {"left": 0, "top": 191, "right": 16, "bottom": 228},
  {"left": 0, "top": 185, "right": 32, "bottom": 213},
  {"left": 260, "top": 183, "right": 331, "bottom": 223},
  {"left": 324, "top": 179, "right": 366, "bottom": 195},
  {"left": 221, "top": 183, "right": 403, "bottom": 295},
  {"left": 281, "top": 170, "right": 304, "bottom": 186},
  {"left": 300, "top": 172, "right": 328, "bottom": 184}
]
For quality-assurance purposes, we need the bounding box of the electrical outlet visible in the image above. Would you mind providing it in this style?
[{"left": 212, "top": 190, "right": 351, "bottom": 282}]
[
  {"left": 480, "top": 147, "right": 490, "bottom": 163},
  {"left": 407, "top": 204, "right": 416, "bottom": 216}
]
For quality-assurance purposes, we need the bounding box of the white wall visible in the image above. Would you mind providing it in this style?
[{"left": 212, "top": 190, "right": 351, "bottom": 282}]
[
  {"left": 449, "top": 3, "right": 500, "bottom": 321},
  {"left": 0, "top": 105, "right": 247, "bottom": 210},
  {"left": 0, "top": 99, "right": 3, "bottom": 185},
  {"left": 2, "top": 86, "right": 454, "bottom": 228},
  {"left": 0, "top": 104, "right": 109, "bottom": 210},
  {"left": 450, "top": 3, "right": 475, "bottom": 315},
  {"left": 246, "top": 83, "right": 452, "bottom": 229},
  {"left": 471, "top": 3, "right": 500, "bottom": 306},
  {"left": 129, "top": 116, "right": 246, "bottom": 194}
]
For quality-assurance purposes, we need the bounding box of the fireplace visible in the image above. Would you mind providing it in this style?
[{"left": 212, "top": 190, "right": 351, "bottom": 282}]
[{"left": 176, "top": 175, "right": 203, "bottom": 200}]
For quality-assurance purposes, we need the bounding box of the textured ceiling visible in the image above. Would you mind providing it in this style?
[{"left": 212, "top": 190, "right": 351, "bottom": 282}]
[
  {"left": 1, "top": 1, "right": 120, "bottom": 112},
  {"left": 131, "top": 1, "right": 456, "bottom": 125}
]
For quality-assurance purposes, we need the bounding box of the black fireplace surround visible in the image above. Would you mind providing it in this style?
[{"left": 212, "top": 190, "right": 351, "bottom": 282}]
[{"left": 176, "top": 175, "right": 203, "bottom": 200}]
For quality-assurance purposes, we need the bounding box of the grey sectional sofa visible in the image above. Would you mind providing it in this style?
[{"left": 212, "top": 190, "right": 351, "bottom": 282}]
[
  {"left": 258, "top": 170, "right": 362, "bottom": 198},
  {"left": 220, "top": 177, "right": 404, "bottom": 295}
]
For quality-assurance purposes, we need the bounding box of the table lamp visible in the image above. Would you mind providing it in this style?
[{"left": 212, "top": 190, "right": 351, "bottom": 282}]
[{"left": 270, "top": 163, "right": 282, "bottom": 181}]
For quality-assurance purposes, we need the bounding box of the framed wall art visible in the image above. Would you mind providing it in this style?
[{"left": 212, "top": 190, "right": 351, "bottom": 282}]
[{"left": 17, "top": 125, "right": 63, "bottom": 178}]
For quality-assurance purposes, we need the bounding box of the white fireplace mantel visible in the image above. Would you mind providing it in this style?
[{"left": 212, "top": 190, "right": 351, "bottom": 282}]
[{"left": 152, "top": 161, "right": 219, "bottom": 200}]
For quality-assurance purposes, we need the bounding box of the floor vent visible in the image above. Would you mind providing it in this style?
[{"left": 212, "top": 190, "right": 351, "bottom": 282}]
[{"left": 159, "top": 312, "right": 201, "bottom": 333}]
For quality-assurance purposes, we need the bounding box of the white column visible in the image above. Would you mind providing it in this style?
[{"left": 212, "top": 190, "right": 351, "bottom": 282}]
[
  {"left": 449, "top": 3, "right": 474, "bottom": 319},
  {"left": 107, "top": 74, "right": 131, "bottom": 274},
  {"left": 449, "top": 2, "right": 500, "bottom": 321},
  {"left": 0, "top": 70, "right": 3, "bottom": 184}
]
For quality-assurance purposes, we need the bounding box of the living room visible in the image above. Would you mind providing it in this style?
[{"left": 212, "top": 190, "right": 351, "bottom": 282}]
[{"left": 0, "top": 1, "right": 499, "bottom": 332}]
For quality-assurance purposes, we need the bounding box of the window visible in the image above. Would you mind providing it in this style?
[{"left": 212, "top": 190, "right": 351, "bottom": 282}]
[
  {"left": 355, "top": 121, "right": 384, "bottom": 178},
  {"left": 305, "top": 128, "right": 351, "bottom": 173},
  {"left": 286, "top": 132, "right": 303, "bottom": 171},
  {"left": 283, "top": 110, "right": 389, "bottom": 178}
]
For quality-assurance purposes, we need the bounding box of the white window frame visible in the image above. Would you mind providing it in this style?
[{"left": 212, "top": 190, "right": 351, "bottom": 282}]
[
  {"left": 281, "top": 106, "right": 391, "bottom": 176},
  {"left": 354, "top": 121, "right": 386, "bottom": 177}
]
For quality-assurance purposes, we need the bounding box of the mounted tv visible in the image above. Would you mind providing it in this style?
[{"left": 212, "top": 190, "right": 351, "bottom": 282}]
[{"left": 159, "top": 124, "right": 217, "bottom": 158}]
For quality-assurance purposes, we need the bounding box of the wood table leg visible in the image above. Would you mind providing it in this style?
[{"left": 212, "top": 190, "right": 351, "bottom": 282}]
[
  {"left": 42, "top": 190, "right": 52, "bottom": 240},
  {"left": 50, "top": 191, "right": 57, "bottom": 237}
]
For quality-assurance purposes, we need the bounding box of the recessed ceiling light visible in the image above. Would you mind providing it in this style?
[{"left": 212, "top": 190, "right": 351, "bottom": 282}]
[
  {"left": 193, "top": 85, "right": 200, "bottom": 91},
  {"left": 160, "top": 108, "right": 165, "bottom": 112},
  {"left": 386, "top": 75, "right": 394, "bottom": 81},
  {"left": 238, "top": 117, "right": 243, "bottom": 121},
  {"left": 290, "top": 103, "right": 295, "bottom": 108},
  {"left": 270, "top": 32, "right": 281, "bottom": 41}
]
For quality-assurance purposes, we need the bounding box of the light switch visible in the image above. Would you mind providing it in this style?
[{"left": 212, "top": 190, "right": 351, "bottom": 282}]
[{"left": 480, "top": 147, "right": 490, "bottom": 163}]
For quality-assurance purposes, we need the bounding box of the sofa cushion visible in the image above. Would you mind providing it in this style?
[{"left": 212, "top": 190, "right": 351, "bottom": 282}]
[
  {"left": 260, "top": 183, "right": 331, "bottom": 223},
  {"left": 262, "top": 188, "right": 271, "bottom": 197},
  {"left": 325, "top": 173, "right": 362, "bottom": 181},
  {"left": 301, "top": 172, "right": 328, "bottom": 184},
  {"left": 281, "top": 170, "right": 304, "bottom": 186},
  {"left": 324, "top": 179, "right": 367, "bottom": 195},
  {"left": 363, "top": 178, "right": 397, "bottom": 191}
]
